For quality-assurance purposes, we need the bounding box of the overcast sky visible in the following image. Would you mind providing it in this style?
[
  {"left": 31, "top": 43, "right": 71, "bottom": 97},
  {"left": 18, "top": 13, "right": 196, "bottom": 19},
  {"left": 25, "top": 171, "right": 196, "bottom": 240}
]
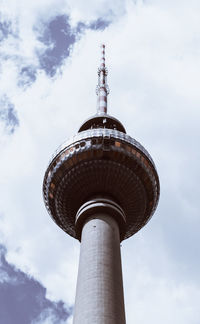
[{"left": 0, "top": 0, "right": 200, "bottom": 323}]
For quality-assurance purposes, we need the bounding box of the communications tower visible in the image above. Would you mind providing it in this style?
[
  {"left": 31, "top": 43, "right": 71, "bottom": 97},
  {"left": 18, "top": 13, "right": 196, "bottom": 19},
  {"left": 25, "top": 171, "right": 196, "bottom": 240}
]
[{"left": 43, "top": 45, "right": 160, "bottom": 324}]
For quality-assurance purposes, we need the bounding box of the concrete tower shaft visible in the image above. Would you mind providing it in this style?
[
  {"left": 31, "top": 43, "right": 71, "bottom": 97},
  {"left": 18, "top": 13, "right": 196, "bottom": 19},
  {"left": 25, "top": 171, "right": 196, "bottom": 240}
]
[
  {"left": 73, "top": 215, "right": 125, "bottom": 324},
  {"left": 73, "top": 200, "right": 126, "bottom": 324},
  {"left": 43, "top": 45, "right": 160, "bottom": 324}
]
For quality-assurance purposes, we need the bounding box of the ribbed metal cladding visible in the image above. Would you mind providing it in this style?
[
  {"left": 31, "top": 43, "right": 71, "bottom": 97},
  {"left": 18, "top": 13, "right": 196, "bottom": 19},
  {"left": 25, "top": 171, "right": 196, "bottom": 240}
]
[
  {"left": 73, "top": 213, "right": 126, "bottom": 324},
  {"left": 43, "top": 128, "right": 159, "bottom": 241}
]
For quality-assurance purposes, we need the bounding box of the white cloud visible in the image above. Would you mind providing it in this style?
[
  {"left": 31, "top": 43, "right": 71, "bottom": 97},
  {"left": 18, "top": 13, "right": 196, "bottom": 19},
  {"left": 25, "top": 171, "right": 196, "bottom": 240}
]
[
  {"left": 32, "top": 308, "right": 69, "bottom": 324},
  {"left": 67, "top": 0, "right": 126, "bottom": 25},
  {"left": 66, "top": 315, "right": 73, "bottom": 324}
]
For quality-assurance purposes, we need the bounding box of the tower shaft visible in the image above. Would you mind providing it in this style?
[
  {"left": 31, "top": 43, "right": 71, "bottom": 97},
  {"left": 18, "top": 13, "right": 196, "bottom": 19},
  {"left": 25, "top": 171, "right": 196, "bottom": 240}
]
[{"left": 73, "top": 213, "right": 126, "bottom": 324}]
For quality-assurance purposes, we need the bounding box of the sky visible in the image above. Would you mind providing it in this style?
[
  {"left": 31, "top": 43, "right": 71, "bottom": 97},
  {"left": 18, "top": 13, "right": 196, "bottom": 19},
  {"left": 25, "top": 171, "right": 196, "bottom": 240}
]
[{"left": 0, "top": 0, "right": 200, "bottom": 323}]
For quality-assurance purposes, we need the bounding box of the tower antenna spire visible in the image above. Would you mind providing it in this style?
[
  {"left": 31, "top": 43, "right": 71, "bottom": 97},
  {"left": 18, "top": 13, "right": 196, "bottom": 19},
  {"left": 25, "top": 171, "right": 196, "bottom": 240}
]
[{"left": 96, "top": 44, "right": 109, "bottom": 114}]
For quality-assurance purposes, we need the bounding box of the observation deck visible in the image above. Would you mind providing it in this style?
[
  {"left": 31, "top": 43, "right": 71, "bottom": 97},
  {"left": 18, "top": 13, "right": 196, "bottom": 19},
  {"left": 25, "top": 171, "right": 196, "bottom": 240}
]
[{"left": 43, "top": 122, "right": 159, "bottom": 241}]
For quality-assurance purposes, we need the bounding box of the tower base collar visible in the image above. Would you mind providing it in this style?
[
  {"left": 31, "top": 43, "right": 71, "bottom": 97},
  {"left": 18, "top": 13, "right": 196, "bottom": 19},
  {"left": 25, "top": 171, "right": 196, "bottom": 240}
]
[{"left": 75, "top": 198, "right": 126, "bottom": 241}]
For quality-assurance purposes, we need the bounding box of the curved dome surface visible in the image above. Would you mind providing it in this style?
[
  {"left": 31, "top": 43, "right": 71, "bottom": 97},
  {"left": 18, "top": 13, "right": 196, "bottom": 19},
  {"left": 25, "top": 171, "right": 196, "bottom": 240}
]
[{"left": 43, "top": 128, "right": 160, "bottom": 241}]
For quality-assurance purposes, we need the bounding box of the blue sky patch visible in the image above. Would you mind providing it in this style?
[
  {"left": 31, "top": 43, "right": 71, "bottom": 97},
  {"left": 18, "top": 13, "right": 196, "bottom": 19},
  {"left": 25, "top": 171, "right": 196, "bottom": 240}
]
[
  {"left": 37, "top": 15, "right": 111, "bottom": 77},
  {"left": 0, "top": 245, "right": 71, "bottom": 324},
  {"left": 0, "top": 15, "right": 18, "bottom": 42},
  {"left": 89, "top": 18, "right": 110, "bottom": 31},
  {"left": 18, "top": 66, "right": 37, "bottom": 88},
  {"left": 0, "top": 20, "right": 12, "bottom": 41},
  {"left": 0, "top": 96, "right": 19, "bottom": 134},
  {"left": 37, "top": 15, "right": 76, "bottom": 77}
]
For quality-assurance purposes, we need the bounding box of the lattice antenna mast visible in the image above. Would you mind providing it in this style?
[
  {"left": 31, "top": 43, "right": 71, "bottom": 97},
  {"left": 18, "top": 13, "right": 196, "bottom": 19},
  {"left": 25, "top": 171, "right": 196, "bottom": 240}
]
[{"left": 96, "top": 44, "right": 109, "bottom": 114}]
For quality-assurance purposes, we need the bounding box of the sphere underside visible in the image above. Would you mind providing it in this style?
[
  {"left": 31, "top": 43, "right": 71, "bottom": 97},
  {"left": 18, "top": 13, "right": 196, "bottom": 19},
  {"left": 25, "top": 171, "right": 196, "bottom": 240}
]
[{"left": 43, "top": 129, "right": 159, "bottom": 240}]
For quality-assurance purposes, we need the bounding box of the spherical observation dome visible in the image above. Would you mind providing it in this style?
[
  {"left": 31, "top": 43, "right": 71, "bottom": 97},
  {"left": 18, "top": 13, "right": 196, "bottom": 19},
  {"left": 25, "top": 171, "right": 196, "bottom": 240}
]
[{"left": 43, "top": 114, "right": 159, "bottom": 241}]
